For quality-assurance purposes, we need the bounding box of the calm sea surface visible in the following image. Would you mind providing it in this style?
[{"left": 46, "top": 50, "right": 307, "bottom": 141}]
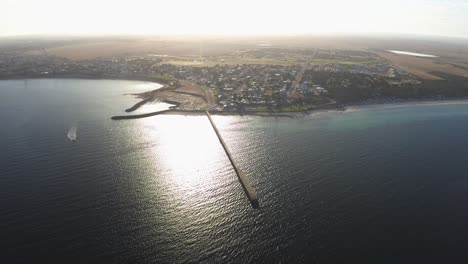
[{"left": 2, "top": 79, "right": 468, "bottom": 263}]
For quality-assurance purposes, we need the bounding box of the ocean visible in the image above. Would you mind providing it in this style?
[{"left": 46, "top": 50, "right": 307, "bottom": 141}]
[{"left": 2, "top": 79, "right": 468, "bottom": 263}]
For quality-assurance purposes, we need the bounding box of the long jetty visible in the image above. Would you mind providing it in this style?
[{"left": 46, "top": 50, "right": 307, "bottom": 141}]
[
  {"left": 111, "top": 109, "right": 173, "bottom": 120},
  {"left": 205, "top": 110, "right": 258, "bottom": 207}
]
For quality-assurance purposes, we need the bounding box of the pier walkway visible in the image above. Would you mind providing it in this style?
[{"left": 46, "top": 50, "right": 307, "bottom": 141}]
[{"left": 205, "top": 111, "right": 258, "bottom": 206}]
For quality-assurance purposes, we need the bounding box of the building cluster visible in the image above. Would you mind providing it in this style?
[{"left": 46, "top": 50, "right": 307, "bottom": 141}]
[
  {"left": 0, "top": 51, "right": 420, "bottom": 108},
  {"left": 172, "top": 64, "right": 303, "bottom": 109}
]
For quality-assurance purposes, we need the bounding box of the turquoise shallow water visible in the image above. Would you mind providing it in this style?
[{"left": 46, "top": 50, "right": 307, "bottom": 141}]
[{"left": 2, "top": 79, "right": 468, "bottom": 263}]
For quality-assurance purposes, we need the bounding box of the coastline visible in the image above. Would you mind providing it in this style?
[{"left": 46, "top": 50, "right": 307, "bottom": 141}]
[
  {"left": 111, "top": 103, "right": 342, "bottom": 119},
  {"left": 343, "top": 97, "right": 468, "bottom": 111},
  {"left": 126, "top": 98, "right": 468, "bottom": 119},
  {"left": 2, "top": 77, "right": 468, "bottom": 118},
  {"left": 0, "top": 74, "right": 176, "bottom": 85}
]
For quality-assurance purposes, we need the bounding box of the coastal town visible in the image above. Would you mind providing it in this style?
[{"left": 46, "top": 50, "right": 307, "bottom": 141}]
[{"left": 0, "top": 48, "right": 428, "bottom": 112}]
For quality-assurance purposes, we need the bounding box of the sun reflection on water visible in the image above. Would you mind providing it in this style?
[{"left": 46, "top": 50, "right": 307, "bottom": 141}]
[
  {"left": 140, "top": 115, "right": 234, "bottom": 204},
  {"left": 135, "top": 102, "right": 175, "bottom": 114}
]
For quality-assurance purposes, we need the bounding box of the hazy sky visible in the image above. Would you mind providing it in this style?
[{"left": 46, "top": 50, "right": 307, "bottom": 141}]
[{"left": 2, "top": 0, "right": 468, "bottom": 37}]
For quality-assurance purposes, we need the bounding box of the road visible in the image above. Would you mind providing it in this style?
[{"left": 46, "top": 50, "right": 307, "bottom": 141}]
[{"left": 288, "top": 48, "right": 318, "bottom": 99}]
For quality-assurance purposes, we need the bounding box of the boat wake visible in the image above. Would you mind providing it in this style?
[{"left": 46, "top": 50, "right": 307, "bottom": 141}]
[{"left": 67, "top": 125, "right": 77, "bottom": 141}]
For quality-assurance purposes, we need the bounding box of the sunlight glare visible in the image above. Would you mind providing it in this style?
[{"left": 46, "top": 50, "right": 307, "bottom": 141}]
[{"left": 141, "top": 116, "right": 229, "bottom": 201}]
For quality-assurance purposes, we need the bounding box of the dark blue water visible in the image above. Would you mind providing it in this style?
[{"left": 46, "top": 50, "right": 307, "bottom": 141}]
[{"left": 2, "top": 79, "right": 468, "bottom": 263}]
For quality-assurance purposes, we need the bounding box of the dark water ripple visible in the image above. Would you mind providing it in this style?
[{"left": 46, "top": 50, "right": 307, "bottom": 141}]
[{"left": 3, "top": 80, "right": 468, "bottom": 263}]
